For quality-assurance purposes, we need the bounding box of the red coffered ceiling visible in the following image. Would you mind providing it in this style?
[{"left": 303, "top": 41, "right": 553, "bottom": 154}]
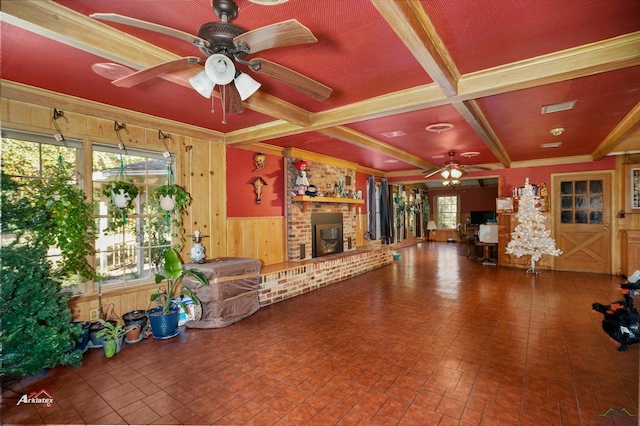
[{"left": 2, "top": 0, "right": 639, "bottom": 180}]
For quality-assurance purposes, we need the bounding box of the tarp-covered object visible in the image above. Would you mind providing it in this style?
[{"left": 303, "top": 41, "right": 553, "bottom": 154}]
[{"left": 182, "top": 257, "right": 261, "bottom": 328}]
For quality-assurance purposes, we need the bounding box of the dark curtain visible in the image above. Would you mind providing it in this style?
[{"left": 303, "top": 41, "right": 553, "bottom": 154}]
[
  {"left": 364, "top": 175, "right": 376, "bottom": 240},
  {"left": 380, "top": 178, "right": 392, "bottom": 244}
]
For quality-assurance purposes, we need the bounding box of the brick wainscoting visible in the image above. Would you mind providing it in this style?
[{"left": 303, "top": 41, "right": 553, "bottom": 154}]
[{"left": 259, "top": 245, "right": 394, "bottom": 306}]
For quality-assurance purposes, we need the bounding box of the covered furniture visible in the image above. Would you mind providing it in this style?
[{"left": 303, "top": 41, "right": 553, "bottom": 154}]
[{"left": 182, "top": 257, "right": 261, "bottom": 328}]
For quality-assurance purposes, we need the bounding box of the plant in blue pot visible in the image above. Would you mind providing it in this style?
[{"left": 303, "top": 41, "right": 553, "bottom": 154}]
[{"left": 148, "top": 248, "right": 208, "bottom": 339}]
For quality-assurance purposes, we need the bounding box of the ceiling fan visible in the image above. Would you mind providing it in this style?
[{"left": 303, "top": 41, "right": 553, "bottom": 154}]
[
  {"left": 91, "top": 0, "right": 332, "bottom": 120},
  {"left": 424, "top": 152, "right": 489, "bottom": 182}
]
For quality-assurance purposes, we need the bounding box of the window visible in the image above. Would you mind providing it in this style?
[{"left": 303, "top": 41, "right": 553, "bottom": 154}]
[
  {"left": 560, "top": 179, "right": 603, "bottom": 224},
  {"left": 1, "top": 131, "right": 83, "bottom": 289},
  {"left": 93, "top": 145, "right": 173, "bottom": 288},
  {"left": 435, "top": 195, "right": 458, "bottom": 229}
]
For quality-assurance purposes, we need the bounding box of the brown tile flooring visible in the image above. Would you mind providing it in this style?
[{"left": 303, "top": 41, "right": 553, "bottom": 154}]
[{"left": 2, "top": 243, "right": 639, "bottom": 425}]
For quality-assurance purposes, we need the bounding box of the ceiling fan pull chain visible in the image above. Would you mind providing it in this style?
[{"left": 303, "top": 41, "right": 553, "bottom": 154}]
[{"left": 222, "top": 85, "right": 227, "bottom": 124}]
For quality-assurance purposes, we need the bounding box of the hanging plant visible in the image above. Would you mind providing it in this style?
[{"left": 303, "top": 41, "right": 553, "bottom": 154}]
[
  {"left": 151, "top": 162, "right": 191, "bottom": 249},
  {"left": 101, "top": 180, "right": 140, "bottom": 233}
]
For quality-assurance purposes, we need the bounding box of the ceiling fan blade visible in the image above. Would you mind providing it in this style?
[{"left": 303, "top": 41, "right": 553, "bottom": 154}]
[
  {"left": 233, "top": 19, "right": 317, "bottom": 54},
  {"left": 222, "top": 82, "right": 244, "bottom": 115},
  {"left": 424, "top": 168, "right": 445, "bottom": 179},
  {"left": 250, "top": 59, "right": 332, "bottom": 100},
  {"left": 90, "top": 13, "right": 209, "bottom": 47},
  {"left": 112, "top": 57, "right": 201, "bottom": 88}
]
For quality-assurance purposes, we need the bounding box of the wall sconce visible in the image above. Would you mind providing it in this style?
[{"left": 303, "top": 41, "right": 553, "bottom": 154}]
[{"left": 252, "top": 177, "right": 267, "bottom": 204}]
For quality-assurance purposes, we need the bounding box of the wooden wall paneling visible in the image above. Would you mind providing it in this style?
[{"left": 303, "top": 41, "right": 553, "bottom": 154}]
[
  {"left": 209, "top": 142, "right": 227, "bottom": 259},
  {"left": 226, "top": 218, "right": 246, "bottom": 258},
  {"left": 184, "top": 138, "right": 214, "bottom": 257},
  {"left": 260, "top": 217, "right": 285, "bottom": 264},
  {"left": 7, "top": 99, "right": 49, "bottom": 128},
  {"left": 356, "top": 213, "right": 365, "bottom": 247}
]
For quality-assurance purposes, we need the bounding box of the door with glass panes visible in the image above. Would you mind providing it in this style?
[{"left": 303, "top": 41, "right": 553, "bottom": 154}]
[{"left": 552, "top": 172, "right": 612, "bottom": 273}]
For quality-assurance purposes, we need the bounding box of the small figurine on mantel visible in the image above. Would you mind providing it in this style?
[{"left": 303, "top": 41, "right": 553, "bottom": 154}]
[{"left": 293, "top": 160, "right": 311, "bottom": 195}]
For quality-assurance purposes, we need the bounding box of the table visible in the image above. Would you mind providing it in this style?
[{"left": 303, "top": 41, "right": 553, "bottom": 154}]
[
  {"left": 182, "top": 257, "right": 261, "bottom": 328},
  {"left": 475, "top": 242, "right": 497, "bottom": 264}
]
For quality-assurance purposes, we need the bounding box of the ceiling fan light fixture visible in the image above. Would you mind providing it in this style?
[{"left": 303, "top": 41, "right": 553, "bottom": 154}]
[
  {"left": 442, "top": 179, "right": 460, "bottom": 188},
  {"left": 441, "top": 169, "right": 451, "bottom": 179},
  {"left": 189, "top": 71, "right": 215, "bottom": 98},
  {"left": 450, "top": 168, "right": 463, "bottom": 179},
  {"left": 234, "top": 72, "right": 262, "bottom": 101},
  {"left": 205, "top": 54, "right": 236, "bottom": 85}
]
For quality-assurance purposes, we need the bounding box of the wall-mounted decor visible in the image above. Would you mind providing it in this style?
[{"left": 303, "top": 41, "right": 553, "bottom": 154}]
[
  {"left": 496, "top": 197, "right": 514, "bottom": 213},
  {"left": 253, "top": 152, "right": 266, "bottom": 171},
  {"left": 252, "top": 176, "right": 267, "bottom": 204},
  {"left": 625, "top": 164, "right": 640, "bottom": 212}
]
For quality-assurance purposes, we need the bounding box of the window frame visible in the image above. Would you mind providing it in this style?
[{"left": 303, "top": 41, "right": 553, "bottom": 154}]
[{"left": 434, "top": 194, "right": 459, "bottom": 229}]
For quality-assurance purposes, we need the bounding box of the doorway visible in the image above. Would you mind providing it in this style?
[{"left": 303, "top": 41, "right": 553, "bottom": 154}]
[{"left": 552, "top": 171, "right": 613, "bottom": 274}]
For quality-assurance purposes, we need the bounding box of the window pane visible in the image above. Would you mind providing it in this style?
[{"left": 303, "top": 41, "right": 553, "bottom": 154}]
[
  {"left": 561, "top": 196, "right": 573, "bottom": 209},
  {"left": 575, "top": 196, "right": 587, "bottom": 208},
  {"left": 589, "top": 180, "right": 602, "bottom": 194},
  {"left": 561, "top": 211, "right": 573, "bottom": 223},
  {"left": 575, "top": 181, "right": 587, "bottom": 194},
  {"left": 575, "top": 211, "right": 587, "bottom": 223},
  {"left": 590, "top": 210, "right": 602, "bottom": 224},
  {"left": 560, "top": 181, "right": 573, "bottom": 195},
  {"left": 589, "top": 195, "right": 602, "bottom": 209}
]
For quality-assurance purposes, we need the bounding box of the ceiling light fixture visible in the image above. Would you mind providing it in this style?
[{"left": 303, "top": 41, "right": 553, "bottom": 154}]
[
  {"left": 425, "top": 123, "right": 454, "bottom": 133},
  {"left": 541, "top": 100, "right": 577, "bottom": 114},
  {"left": 550, "top": 127, "right": 564, "bottom": 136},
  {"left": 442, "top": 179, "right": 460, "bottom": 188}
]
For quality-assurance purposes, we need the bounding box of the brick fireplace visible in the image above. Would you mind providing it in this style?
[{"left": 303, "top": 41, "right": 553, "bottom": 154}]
[{"left": 285, "top": 157, "right": 358, "bottom": 261}]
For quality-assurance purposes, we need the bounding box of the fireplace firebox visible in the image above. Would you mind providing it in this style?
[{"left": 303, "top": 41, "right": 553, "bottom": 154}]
[{"left": 311, "top": 213, "right": 343, "bottom": 258}]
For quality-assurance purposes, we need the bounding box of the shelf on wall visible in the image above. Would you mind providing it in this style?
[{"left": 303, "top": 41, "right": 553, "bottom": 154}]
[{"left": 292, "top": 195, "right": 364, "bottom": 212}]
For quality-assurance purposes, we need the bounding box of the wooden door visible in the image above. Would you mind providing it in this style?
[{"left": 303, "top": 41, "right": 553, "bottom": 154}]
[{"left": 552, "top": 172, "right": 612, "bottom": 273}]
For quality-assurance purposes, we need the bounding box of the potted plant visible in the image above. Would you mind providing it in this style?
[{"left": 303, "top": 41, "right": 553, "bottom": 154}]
[
  {"left": 124, "top": 324, "right": 142, "bottom": 343},
  {"left": 95, "top": 320, "right": 133, "bottom": 358},
  {"left": 102, "top": 180, "right": 140, "bottom": 232},
  {"left": 148, "top": 248, "right": 208, "bottom": 339},
  {"left": 151, "top": 183, "right": 191, "bottom": 247}
]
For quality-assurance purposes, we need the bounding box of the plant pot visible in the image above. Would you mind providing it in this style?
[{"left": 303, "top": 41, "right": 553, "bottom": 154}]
[
  {"left": 88, "top": 320, "right": 116, "bottom": 346},
  {"left": 103, "top": 335, "right": 124, "bottom": 358},
  {"left": 159, "top": 194, "right": 176, "bottom": 211},
  {"left": 147, "top": 307, "right": 179, "bottom": 339},
  {"left": 125, "top": 324, "right": 141, "bottom": 342},
  {"left": 122, "top": 310, "right": 147, "bottom": 329},
  {"left": 72, "top": 321, "right": 91, "bottom": 353}
]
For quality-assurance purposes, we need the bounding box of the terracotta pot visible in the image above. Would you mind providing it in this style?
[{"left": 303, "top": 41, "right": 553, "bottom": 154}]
[{"left": 125, "top": 324, "right": 141, "bottom": 342}]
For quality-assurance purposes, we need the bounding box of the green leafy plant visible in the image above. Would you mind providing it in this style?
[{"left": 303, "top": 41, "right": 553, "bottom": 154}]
[
  {"left": 152, "top": 248, "right": 208, "bottom": 315},
  {"left": 151, "top": 183, "right": 191, "bottom": 249},
  {"left": 39, "top": 160, "right": 97, "bottom": 282},
  {"left": 1, "top": 172, "right": 83, "bottom": 377},
  {"left": 95, "top": 320, "right": 132, "bottom": 358},
  {"left": 101, "top": 180, "right": 140, "bottom": 233}
]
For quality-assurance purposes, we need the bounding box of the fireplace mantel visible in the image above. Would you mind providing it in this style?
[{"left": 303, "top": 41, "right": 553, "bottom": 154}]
[{"left": 292, "top": 195, "right": 364, "bottom": 212}]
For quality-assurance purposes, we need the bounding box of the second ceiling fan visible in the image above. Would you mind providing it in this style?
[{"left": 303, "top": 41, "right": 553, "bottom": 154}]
[{"left": 91, "top": 0, "right": 332, "bottom": 120}]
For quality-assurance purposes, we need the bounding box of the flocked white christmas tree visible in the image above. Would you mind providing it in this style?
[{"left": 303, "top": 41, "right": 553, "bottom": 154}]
[{"left": 505, "top": 178, "right": 562, "bottom": 274}]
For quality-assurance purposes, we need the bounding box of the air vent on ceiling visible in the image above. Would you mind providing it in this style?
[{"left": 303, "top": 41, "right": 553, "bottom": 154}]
[
  {"left": 425, "top": 123, "right": 454, "bottom": 133},
  {"left": 384, "top": 159, "right": 399, "bottom": 163},
  {"left": 541, "top": 101, "right": 577, "bottom": 114},
  {"left": 381, "top": 130, "right": 406, "bottom": 138},
  {"left": 460, "top": 151, "right": 480, "bottom": 158},
  {"left": 541, "top": 142, "right": 562, "bottom": 148}
]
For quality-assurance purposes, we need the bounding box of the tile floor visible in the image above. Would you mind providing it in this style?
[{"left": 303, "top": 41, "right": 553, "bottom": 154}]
[{"left": 2, "top": 243, "right": 638, "bottom": 425}]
